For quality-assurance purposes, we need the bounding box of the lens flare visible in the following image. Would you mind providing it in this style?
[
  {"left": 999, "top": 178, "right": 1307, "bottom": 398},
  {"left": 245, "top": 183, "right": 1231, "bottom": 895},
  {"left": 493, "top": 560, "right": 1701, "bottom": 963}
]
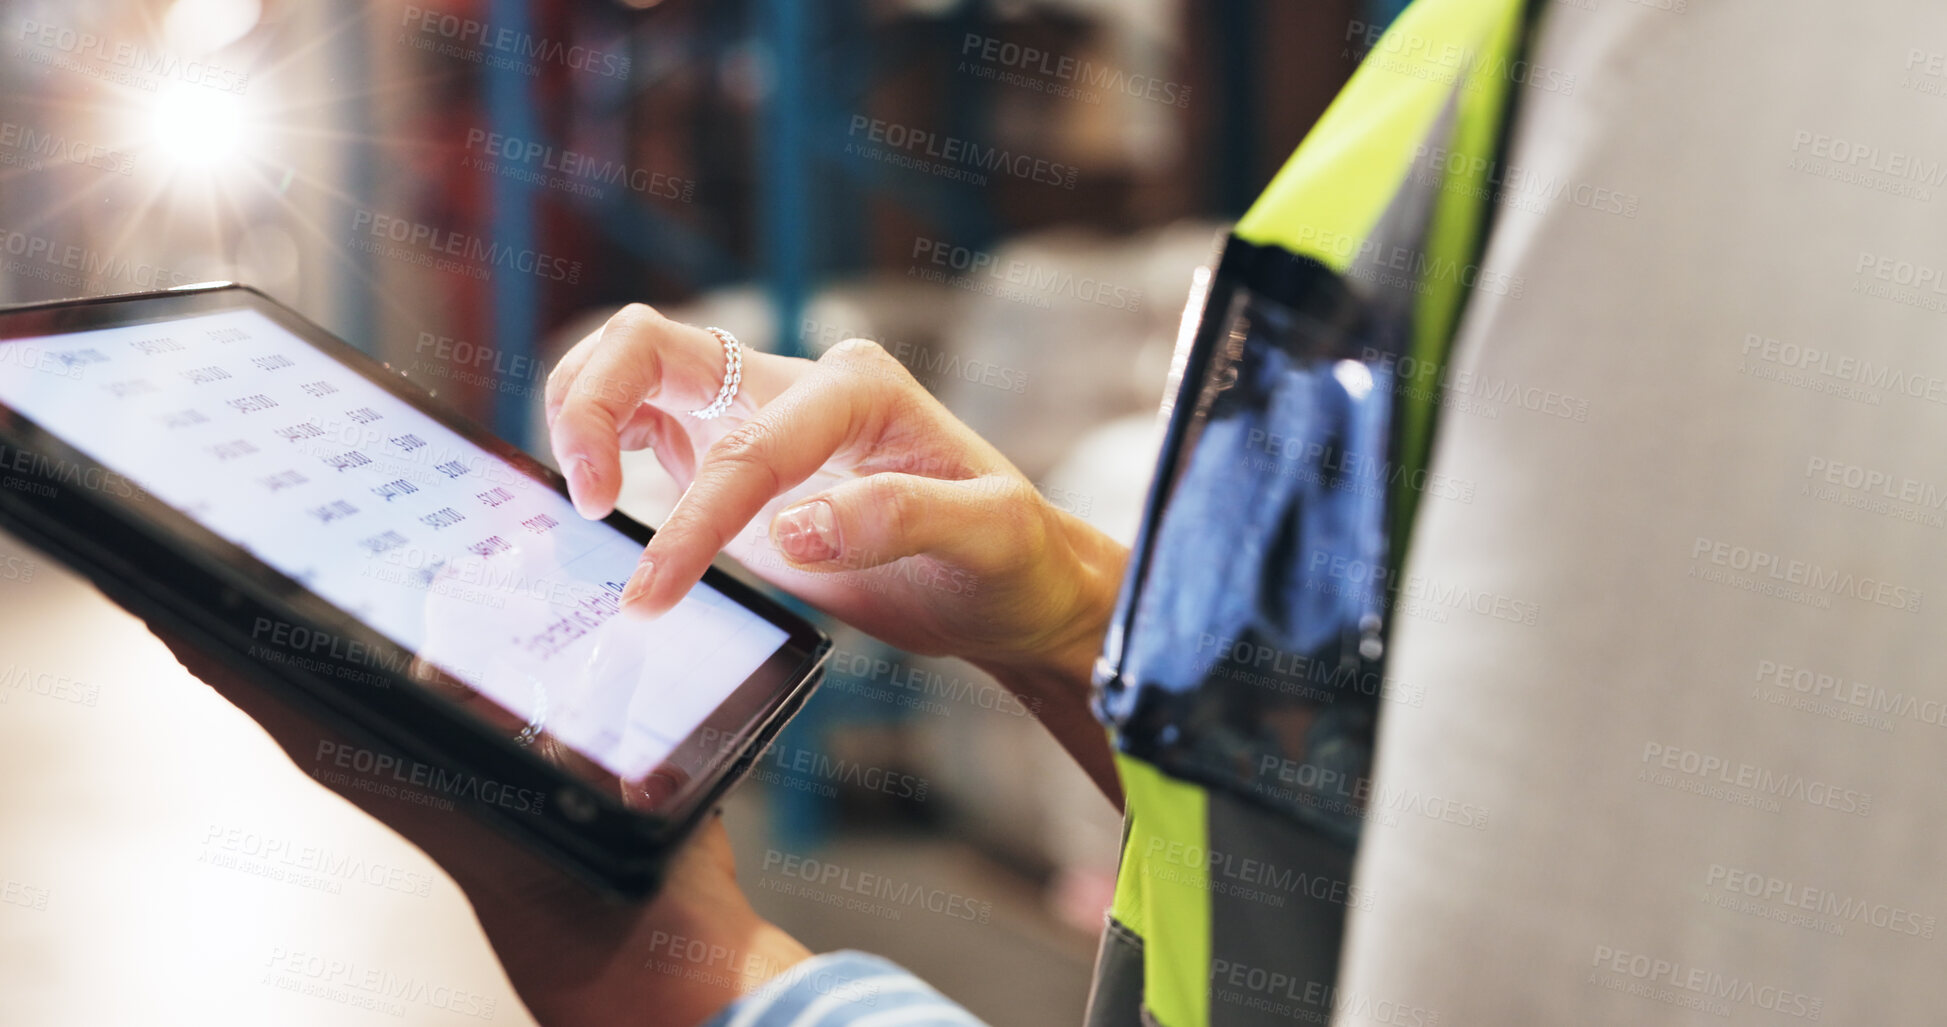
[{"left": 147, "top": 83, "right": 250, "bottom": 171}]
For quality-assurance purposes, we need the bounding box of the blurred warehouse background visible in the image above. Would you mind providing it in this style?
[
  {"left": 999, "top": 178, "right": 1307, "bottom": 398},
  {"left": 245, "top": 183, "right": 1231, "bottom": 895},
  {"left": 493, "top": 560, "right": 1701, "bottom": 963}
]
[{"left": 0, "top": 0, "right": 1387, "bottom": 1022}]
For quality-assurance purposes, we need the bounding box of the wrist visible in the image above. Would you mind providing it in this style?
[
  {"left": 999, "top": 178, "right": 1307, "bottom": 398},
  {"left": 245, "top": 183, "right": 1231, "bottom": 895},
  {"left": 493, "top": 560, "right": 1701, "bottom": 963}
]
[
  {"left": 720, "top": 920, "right": 815, "bottom": 997},
  {"left": 1047, "top": 509, "right": 1127, "bottom": 685},
  {"left": 973, "top": 507, "right": 1125, "bottom": 690},
  {"left": 648, "top": 910, "right": 812, "bottom": 1026},
  {"left": 967, "top": 510, "right": 1127, "bottom": 806}
]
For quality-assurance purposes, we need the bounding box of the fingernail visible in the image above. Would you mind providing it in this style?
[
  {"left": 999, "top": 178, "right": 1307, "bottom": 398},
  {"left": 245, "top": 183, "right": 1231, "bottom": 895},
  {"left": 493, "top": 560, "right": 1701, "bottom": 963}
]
[
  {"left": 566, "top": 457, "right": 599, "bottom": 519},
  {"left": 620, "top": 556, "right": 656, "bottom": 612},
  {"left": 775, "top": 500, "right": 839, "bottom": 563}
]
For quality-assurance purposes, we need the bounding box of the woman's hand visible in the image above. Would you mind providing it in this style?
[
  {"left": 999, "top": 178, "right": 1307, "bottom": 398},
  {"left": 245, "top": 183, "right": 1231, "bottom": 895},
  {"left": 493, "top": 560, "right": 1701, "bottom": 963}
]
[
  {"left": 545, "top": 305, "right": 1128, "bottom": 800},
  {"left": 146, "top": 624, "right": 810, "bottom": 1027}
]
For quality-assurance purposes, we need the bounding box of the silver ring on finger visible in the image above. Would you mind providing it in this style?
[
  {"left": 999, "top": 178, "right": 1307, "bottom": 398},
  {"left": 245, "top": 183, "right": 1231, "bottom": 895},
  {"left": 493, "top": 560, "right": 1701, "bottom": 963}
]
[{"left": 688, "top": 327, "right": 743, "bottom": 420}]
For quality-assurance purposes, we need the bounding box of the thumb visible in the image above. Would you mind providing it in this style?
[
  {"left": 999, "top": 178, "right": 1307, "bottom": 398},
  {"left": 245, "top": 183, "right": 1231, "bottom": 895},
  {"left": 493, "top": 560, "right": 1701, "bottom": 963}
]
[{"left": 767, "top": 472, "right": 1040, "bottom": 575}]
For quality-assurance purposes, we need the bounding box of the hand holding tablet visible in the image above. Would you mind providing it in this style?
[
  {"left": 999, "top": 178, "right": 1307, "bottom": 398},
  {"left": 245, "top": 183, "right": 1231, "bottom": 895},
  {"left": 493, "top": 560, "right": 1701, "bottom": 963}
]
[
  {"left": 0, "top": 284, "right": 828, "bottom": 895},
  {"left": 143, "top": 619, "right": 811, "bottom": 1026}
]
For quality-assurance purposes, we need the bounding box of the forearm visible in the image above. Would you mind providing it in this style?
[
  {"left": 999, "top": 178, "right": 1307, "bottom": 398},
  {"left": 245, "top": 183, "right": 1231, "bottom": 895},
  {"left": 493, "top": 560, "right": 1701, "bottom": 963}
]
[{"left": 978, "top": 653, "right": 1122, "bottom": 809}]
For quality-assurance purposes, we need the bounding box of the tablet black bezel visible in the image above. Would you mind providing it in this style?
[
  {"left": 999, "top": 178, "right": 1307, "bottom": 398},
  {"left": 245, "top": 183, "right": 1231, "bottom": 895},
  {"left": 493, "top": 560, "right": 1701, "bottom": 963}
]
[{"left": 0, "top": 282, "right": 830, "bottom": 896}]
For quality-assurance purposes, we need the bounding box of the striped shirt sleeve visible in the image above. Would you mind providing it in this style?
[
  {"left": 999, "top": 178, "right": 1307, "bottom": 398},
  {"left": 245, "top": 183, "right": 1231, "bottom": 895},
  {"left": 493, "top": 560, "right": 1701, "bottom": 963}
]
[{"left": 700, "top": 950, "right": 989, "bottom": 1027}]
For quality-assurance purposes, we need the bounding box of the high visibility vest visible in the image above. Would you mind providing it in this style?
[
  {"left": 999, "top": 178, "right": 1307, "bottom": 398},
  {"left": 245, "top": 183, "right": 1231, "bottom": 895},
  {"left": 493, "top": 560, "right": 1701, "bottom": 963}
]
[{"left": 1085, "top": 1, "right": 1539, "bottom": 1024}]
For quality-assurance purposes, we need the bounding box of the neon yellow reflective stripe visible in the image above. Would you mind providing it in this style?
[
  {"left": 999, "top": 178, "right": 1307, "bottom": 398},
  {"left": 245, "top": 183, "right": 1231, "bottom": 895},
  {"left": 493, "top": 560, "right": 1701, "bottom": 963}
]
[
  {"left": 1394, "top": 1, "right": 1525, "bottom": 558},
  {"left": 1110, "top": 4, "right": 1531, "bottom": 1025},
  {"left": 1109, "top": 753, "right": 1210, "bottom": 1027},
  {"left": 1233, "top": 0, "right": 1527, "bottom": 562},
  {"left": 1235, "top": 0, "right": 1522, "bottom": 270}
]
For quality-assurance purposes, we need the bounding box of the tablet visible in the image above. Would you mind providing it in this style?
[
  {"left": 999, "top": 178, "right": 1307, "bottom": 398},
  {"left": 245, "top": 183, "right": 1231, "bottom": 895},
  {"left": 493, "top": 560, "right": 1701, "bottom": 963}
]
[{"left": 0, "top": 283, "right": 829, "bottom": 896}]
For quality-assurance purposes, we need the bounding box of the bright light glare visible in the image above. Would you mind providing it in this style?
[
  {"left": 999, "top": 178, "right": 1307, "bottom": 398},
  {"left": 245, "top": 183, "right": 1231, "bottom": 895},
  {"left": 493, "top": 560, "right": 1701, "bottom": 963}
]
[
  {"left": 149, "top": 84, "right": 249, "bottom": 170},
  {"left": 1333, "top": 358, "right": 1375, "bottom": 400}
]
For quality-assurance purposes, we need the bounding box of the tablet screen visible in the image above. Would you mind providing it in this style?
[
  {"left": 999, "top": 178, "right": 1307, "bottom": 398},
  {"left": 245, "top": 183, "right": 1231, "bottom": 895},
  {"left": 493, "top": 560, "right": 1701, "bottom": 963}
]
[{"left": 0, "top": 305, "right": 789, "bottom": 787}]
